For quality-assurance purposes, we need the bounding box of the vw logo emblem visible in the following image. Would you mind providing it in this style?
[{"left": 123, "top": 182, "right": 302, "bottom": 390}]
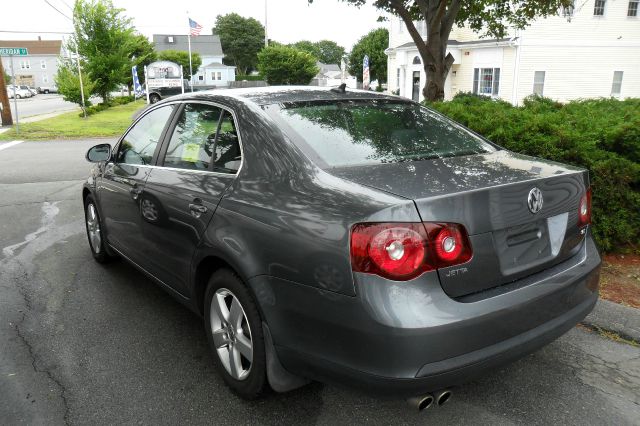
[{"left": 528, "top": 187, "right": 543, "bottom": 214}]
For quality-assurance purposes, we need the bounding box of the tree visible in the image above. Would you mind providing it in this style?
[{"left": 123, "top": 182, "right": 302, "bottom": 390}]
[
  {"left": 213, "top": 13, "right": 265, "bottom": 75},
  {"left": 257, "top": 46, "right": 319, "bottom": 85},
  {"left": 335, "top": 0, "right": 570, "bottom": 101},
  {"left": 348, "top": 28, "right": 388, "bottom": 86},
  {"left": 128, "top": 34, "right": 157, "bottom": 91},
  {"left": 288, "top": 40, "right": 345, "bottom": 64},
  {"left": 55, "top": 60, "right": 94, "bottom": 114},
  {"left": 314, "top": 40, "right": 346, "bottom": 64},
  {"left": 72, "top": 0, "right": 136, "bottom": 102},
  {"left": 157, "top": 50, "right": 202, "bottom": 80}
]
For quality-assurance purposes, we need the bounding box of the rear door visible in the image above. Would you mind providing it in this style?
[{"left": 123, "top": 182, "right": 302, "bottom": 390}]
[
  {"left": 141, "top": 101, "right": 242, "bottom": 295},
  {"left": 98, "top": 104, "right": 176, "bottom": 262}
]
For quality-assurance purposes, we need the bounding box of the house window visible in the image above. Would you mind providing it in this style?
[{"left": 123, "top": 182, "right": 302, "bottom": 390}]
[
  {"left": 594, "top": 0, "right": 606, "bottom": 16},
  {"left": 412, "top": 56, "right": 421, "bottom": 65},
  {"left": 396, "top": 68, "right": 400, "bottom": 89},
  {"left": 562, "top": 1, "right": 575, "bottom": 17},
  {"left": 629, "top": 0, "right": 639, "bottom": 16},
  {"left": 533, "top": 71, "right": 545, "bottom": 96},
  {"left": 198, "top": 75, "right": 204, "bottom": 81},
  {"left": 167, "top": 36, "right": 174, "bottom": 43},
  {"left": 40, "top": 60, "right": 47, "bottom": 70},
  {"left": 611, "top": 71, "right": 623, "bottom": 96},
  {"left": 43, "top": 74, "right": 48, "bottom": 83},
  {"left": 398, "top": 18, "right": 404, "bottom": 33},
  {"left": 20, "top": 60, "right": 31, "bottom": 69},
  {"left": 473, "top": 68, "right": 500, "bottom": 96}
]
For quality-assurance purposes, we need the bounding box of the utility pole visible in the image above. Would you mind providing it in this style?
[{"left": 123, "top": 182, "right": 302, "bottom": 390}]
[
  {"left": 264, "top": 0, "right": 268, "bottom": 47},
  {"left": 0, "top": 57, "right": 13, "bottom": 126}
]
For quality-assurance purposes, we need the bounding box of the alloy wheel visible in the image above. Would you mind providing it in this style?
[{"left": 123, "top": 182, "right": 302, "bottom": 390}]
[
  {"left": 209, "top": 288, "right": 253, "bottom": 380},
  {"left": 86, "top": 203, "right": 102, "bottom": 254}
]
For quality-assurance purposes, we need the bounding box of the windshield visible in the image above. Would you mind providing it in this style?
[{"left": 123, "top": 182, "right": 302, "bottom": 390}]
[{"left": 273, "top": 100, "right": 496, "bottom": 168}]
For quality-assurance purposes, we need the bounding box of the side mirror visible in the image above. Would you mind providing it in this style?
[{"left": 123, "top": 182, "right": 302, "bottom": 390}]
[{"left": 86, "top": 143, "right": 112, "bottom": 162}]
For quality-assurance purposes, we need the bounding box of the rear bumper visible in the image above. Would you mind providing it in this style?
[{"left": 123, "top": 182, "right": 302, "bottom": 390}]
[{"left": 248, "top": 234, "right": 600, "bottom": 396}]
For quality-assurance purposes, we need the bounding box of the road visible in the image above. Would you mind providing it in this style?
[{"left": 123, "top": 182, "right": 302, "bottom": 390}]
[
  {"left": 0, "top": 139, "right": 639, "bottom": 425},
  {"left": 7, "top": 94, "right": 78, "bottom": 120}
]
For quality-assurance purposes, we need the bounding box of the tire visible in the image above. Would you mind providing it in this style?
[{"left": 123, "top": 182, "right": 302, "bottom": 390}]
[
  {"left": 149, "top": 93, "right": 161, "bottom": 104},
  {"left": 204, "top": 269, "right": 267, "bottom": 399},
  {"left": 16, "top": 94, "right": 21, "bottom": 99},
  {"left": 84, "top": 194, "right": 117, "bottom": 263},
  {"left": 44, "top": 90, "right": 49, "bottom": 94}
]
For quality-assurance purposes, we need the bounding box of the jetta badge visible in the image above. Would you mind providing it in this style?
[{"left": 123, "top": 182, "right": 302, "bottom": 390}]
[{"left": 528, "top": 187, "right": 543, "bottom": 214}]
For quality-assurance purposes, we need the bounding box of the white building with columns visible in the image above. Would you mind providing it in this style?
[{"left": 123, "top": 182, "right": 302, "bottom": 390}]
[{"left": 386, "top": 0, "right": 640, "bottom": 104}]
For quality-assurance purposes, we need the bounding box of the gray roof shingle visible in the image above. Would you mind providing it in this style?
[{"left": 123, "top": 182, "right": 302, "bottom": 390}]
[{"left": 153, "top": 34, "right": 223, "bottom": 56}]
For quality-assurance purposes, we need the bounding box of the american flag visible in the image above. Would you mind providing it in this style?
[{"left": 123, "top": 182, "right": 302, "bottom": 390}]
[
  {"left": 189, "top": 18, "right": 203, "bottom": 36},
  {"left": 362, "top": 55, "right": 370, "bottom": 90}
]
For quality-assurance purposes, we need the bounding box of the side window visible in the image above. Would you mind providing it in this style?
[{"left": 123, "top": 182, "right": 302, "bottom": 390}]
[
  {"left": 213, "top": 112, "right": 241, "bottom": 173},
  {"left": 116, "top": 105, "right": 174, "bottom": 165},
  {"left": 162, "top": 103, "right": 241, "bottom": 174},
  {"left": 163, "top": 104, "right": 223, "bottom": 170}
]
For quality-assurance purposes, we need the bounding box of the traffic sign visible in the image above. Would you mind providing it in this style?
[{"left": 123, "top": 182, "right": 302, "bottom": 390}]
[{"left": 0, "top": 47, "right": 28, "bottom": 56}]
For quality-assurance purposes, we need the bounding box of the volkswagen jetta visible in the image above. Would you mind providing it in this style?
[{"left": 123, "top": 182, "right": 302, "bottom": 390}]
[{"left": 83, "top": 87, "right": 600, "bottom": 404}]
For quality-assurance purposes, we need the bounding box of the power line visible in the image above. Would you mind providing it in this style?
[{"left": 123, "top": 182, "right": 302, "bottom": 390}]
[
  {"left": 44, "top": 0, "right": 72, "bottom": 20},
  {"left": 0, "top": 30, "right": 72, "bottom": 34}
]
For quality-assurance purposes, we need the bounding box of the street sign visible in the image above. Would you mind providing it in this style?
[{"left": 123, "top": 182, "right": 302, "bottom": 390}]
[{"left": 0, "top": 47, "right": 28, "bottom": 56}]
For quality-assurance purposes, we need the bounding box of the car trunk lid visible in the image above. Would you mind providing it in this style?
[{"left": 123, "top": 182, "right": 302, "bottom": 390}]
[{"left": 331, "top": 151, "right": 589, "bottom": 297}]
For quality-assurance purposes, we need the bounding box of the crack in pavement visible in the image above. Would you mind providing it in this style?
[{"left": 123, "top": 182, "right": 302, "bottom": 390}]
[
  {"left": 13, "top": 313, "right": 71, "bottom": 426},
  {"left": 1, "top": 200, "right": 83, "bottom": 425}
]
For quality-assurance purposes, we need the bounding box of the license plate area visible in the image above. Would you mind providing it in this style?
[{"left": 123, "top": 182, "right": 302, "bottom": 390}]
[{"left": 493, "top": 212, "right": 568, "bottom": 276}]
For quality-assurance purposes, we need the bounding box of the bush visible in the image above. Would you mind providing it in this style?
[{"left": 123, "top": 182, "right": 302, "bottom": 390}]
[
  {"left": 257, "top": 46, "right": 318, "bottom": 85},
  {"left": 235, "top": 74, "right": 264, "bottom": 81},
  {"left": 428, "top": 95, "right": 640, "bottom": 252},
  {"left": 79, "top": 95, "right": 135, "bottom": 117}
]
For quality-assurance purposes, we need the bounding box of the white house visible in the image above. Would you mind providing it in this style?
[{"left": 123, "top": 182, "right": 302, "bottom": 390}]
[
  {"left": 153, "top": 34, "right": 236, "bottom": 87},
  {"left": 0, "top": 38, "right": 62, "bottom": 88},
  {"left": 386, "top": 0, "right": 640, "bottom": 104}
]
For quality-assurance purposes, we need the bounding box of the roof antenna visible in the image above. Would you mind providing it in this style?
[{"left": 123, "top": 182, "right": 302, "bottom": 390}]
[{"left": 330, "top": 83, "right": 347, "bottom": 94}]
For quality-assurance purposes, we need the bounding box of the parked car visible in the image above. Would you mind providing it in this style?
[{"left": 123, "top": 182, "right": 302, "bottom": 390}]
[
  {"left": 16, "top": 85, "right": 34, "bottom": 97},
  {"left": 83, "top": 87, "right": 600, "bottom": 406},
  {"left": 19, "top": 85, "right": 37, "bottom": 96},
  {"left": 37, "top": 85, "right": 58, "bottom": 94},
  {"left": 147, "top": 80, "right": 189, "bottom": 103},
  {"left": 7, "top": 86, "right": 31, "bottom": 99}
]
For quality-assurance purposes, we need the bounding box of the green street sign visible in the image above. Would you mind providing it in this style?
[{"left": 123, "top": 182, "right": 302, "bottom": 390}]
[{"left": 0, "top": 47, "right": 29, "bottom": 56}]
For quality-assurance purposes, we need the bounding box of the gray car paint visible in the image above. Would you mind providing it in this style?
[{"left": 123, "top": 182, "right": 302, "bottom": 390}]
[{"left": 84, "top": 86, "right": 600, "bottom": 396}]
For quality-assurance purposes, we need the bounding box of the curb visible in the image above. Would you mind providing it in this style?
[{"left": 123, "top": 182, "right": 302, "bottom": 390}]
[{"left": 583, "top": 299, "right": 640, "bottom": 343}]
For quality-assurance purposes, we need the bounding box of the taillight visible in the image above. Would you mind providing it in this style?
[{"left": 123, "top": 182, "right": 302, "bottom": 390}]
[
  {"left": 578, "top": 188, "right": 592, "bottom": 227},
  {"left": 350, "top": 222, "right": 472, "bottom": 281}
]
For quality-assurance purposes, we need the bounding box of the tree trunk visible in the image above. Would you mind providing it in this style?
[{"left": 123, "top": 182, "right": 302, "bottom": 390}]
[
  {"left": 423, "top": 56, "right": 446, "bottom": 102},
  {"left": 0, "top": 60, "right": 13, "bottom": 126}
]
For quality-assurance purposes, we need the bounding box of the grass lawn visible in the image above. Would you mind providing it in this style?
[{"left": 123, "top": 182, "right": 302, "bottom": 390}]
[{"left": 0, "top": 100, "right": 146, "bottom": 141}]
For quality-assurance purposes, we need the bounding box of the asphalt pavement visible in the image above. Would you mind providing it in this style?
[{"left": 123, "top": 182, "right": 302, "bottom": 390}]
[
  {"left": 7, "top": 94, "right": 79, "bottom": 121},
  {"left": 1, "top": 139, "right": 639, "bottom": 425}
]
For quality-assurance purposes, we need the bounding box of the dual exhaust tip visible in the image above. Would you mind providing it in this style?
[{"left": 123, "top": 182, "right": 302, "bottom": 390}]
[{"left": 407, "top": 389, "right": 452, "bottom": 411}]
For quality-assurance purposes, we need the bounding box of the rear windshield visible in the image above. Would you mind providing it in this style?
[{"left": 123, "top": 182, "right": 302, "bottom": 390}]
[{"left": 273, "top": 100, "right": 496, "bottom": 167}]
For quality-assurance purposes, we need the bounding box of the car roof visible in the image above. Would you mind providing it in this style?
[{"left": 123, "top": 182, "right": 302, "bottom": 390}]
[{"left": 167, "top": 86, "right": 406, "bottom": 107}]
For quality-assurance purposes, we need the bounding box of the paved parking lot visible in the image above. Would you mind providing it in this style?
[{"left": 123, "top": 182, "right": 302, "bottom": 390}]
[{"left": 1, "top": 139, "right": 639, "bottom": 425}]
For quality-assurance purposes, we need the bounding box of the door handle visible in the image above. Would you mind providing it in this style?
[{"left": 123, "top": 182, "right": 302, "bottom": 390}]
[
  {"left": 130, "top": 185, "right": 143, "bottom": 200},
  {"left": 189, "top": 202, "right": 208, "bottom": 218}
]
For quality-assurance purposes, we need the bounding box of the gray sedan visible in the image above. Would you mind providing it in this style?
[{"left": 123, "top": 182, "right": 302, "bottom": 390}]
[{"left": 83, "top": 86, "right": 600, "bottom": 408}]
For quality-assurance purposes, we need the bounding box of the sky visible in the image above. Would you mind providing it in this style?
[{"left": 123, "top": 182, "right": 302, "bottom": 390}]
[{"left": 0, "top": 0, "right": 387, "bottom": 50}]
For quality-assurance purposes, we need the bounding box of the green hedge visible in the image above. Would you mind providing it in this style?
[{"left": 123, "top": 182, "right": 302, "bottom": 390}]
[
  {"left": 80, "top": 95, "right": 136, "bottom": 117},
  {"left": 428, "top": 93, "right": 640, "bottom": 253},
  {"left": 235, "top": 74, "right": 265, "bottom": 81}
]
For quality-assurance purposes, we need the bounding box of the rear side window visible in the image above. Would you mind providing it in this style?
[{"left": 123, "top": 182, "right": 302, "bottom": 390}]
[
  {"left": 162, "top": 103, "right": 241, "bottom": 174},
  {"left": 116, "top": 105, "right": 174, "bottom": 165},
  {"left": 274, "top": 100, "right": 496, "bottom": 167}
]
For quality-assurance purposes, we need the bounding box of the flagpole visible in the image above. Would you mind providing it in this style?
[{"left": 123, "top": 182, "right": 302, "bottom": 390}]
[{"left": 187, "top": 14, "right": 194, "bottom": 92}]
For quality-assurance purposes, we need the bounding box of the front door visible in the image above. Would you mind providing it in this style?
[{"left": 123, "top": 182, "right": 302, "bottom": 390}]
[
  {"left": 141, "top": 102, "right": 242, "bottom": 294},
  {"left": 412, "top": 71, "right": 421, "bottom": 101},
  {"left": 98, "top": 104, "right": 176, "bottom": 262}
]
